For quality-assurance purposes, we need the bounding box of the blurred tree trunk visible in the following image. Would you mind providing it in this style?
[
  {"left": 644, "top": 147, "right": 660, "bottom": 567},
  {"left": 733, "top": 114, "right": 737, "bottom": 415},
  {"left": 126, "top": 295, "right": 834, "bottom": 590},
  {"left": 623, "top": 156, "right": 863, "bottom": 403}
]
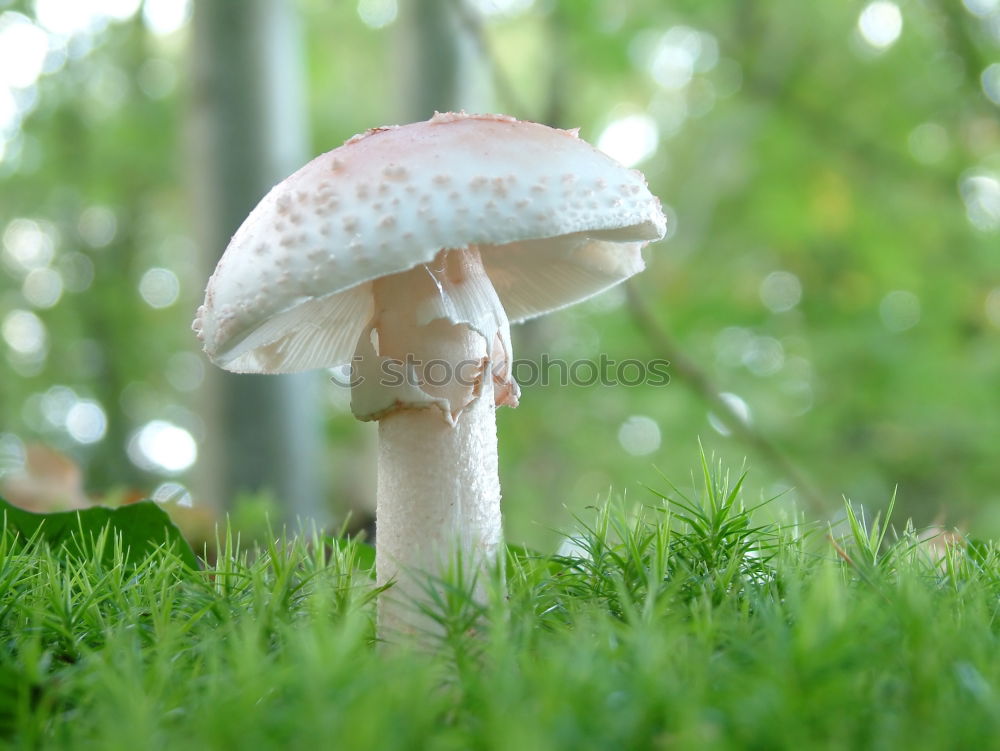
[
  {"left": 188, "top": 0, "right": 324, "bottom": 521},
  {"left": 395, "top": 0, "right": 492, "bottom": 118}
]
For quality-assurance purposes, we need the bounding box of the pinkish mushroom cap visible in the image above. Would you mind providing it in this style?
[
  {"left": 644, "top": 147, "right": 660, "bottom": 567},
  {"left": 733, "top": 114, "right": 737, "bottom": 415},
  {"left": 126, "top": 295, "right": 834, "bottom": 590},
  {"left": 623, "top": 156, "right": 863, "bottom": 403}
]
[{"left": 193, "top": 112, "right": 666, "bottom": 374}]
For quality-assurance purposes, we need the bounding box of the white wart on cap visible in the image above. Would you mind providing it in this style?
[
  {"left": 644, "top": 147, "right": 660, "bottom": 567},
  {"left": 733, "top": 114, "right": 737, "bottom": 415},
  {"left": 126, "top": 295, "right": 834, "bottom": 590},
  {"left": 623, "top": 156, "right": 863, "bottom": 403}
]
[{"left": 193, "top": 111, "right": 666, "bottom": 375}]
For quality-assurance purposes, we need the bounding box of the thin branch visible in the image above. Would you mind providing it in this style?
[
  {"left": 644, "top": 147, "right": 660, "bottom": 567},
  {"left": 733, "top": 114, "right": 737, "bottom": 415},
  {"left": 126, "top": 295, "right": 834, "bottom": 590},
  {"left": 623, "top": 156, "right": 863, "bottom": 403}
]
[{"left": 624, "top": 281, "right": 828, "bottom": 514}]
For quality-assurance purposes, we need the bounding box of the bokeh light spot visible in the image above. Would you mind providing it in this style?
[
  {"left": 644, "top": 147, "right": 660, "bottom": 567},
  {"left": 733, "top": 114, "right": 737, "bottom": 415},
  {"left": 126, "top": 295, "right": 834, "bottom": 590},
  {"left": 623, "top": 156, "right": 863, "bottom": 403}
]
[
  {"left": 65, "top": 399, "right": 108, "bottom": 444},
  {"left": 879, "top": 290, "right": 921, "bottom": 332},
  {"left": 101, "top": 0, "right": 143, "bottom": 21},
  {"left": 858, "top": 1, "right": 903, "bottom": 50},
  {"left": 959, "top": 172, "right": 1000, "bottom": 231},
  {"left": 743, "top": 336, "right": 785, "bottom": 377},
  {"left": 759, "top": 271, "right": 802, "bottom": 313},
  {"left": 2, "top": 218, "right": 55, "bottom": 274},
  {"left": 0, "top": 88, "right": 17, "bottom": 134},
  {"left": 33, "top": 0, "right": 97, "bottom": 36},
  {"left": 0, "top": 14, "right": 49, "bottom": 89},
  {"left": 650, "top": 30, "right": 696, "bottom": 90},
  {"left": 646, "top": 26, "right": 718, "bottom": 92},
  {"left": 357, "top": 0, "right": 398, "bottom": 28},
  {"left": 469, "top": 0, "right": 535, "bottom": 16},
  {"left": 33, "top": 0, "right": 140, "bottom": 35},
  {"left": 22, "top": 267, "right": 64, "bottom": 308},
  {"left": 152, "top": 481, "right": 193, "bottom": 507},
  {"left": 142, "top": 0, "right": 191, "bottom": 36},
  {"left": 58, "top": 252, "right": 96, "bottom": 293},
  {"left": 617, "top": 415, "right": 662, "bottom": 456},
  {"left": 708, "top": 393, "right": 752, "bottom": 436},
  {"left": 0, "top": 433, "right": 26, "bottom": 475},
  {"left": 597, "top": 114, "right": 659, "bottom": 167},
  {"left": 963, "top": 0, "right": 1000, "bottom": 18},
  {"left": 982, "top": 63, "right": 1000, "bottom": 106},
  {"left": 40, "top": 385, "right": 78, "bottom": 427},
  {"left": 78, "top": 206, "right": 117, "bottom": 247},
  {"left": 128, "top": 420, "right": 197, "bottom": 474},
  {"left": 139, "top": 267, "right": 180, "bottom": 308},
  {"left": 2, "top": 309, "right": 47, "bottom": 355}
]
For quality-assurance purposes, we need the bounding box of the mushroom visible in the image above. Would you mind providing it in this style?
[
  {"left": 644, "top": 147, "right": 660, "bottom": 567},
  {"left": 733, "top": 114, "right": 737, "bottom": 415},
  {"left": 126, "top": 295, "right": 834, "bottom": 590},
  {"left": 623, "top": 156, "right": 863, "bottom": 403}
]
[{"left": 194, "top": 112, "right": 665, "bottom": 633}]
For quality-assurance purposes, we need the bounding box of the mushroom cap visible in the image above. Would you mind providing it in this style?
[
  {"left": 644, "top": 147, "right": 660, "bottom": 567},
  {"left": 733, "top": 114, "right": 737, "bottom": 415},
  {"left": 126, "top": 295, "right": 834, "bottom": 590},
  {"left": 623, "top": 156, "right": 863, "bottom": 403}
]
[{"left": 194, "top": 112, "right": 666, "bottom": 373}]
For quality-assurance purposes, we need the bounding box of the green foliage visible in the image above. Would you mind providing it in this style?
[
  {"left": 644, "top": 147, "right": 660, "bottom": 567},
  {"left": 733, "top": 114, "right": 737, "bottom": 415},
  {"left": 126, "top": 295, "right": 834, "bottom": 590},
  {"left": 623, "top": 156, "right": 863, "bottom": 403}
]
[
  {"left": 1, "top": 496, "right": 197, "bottom": 569},
  {"left": 0, "top": 0, "right": 998, "bottom": 546},
  {"left": 1, "top": 463, "right": 999, "bottom": 748}
]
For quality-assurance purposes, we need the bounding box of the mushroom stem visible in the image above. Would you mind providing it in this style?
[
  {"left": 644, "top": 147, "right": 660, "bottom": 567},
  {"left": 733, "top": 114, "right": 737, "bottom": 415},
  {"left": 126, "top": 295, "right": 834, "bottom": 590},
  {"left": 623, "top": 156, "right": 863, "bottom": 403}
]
[
  {"left": 375, "top": 376, "right": 502, "bottom": 634},
  {"left": 351, "top": 247, "right": 517, "bottom": 635}
]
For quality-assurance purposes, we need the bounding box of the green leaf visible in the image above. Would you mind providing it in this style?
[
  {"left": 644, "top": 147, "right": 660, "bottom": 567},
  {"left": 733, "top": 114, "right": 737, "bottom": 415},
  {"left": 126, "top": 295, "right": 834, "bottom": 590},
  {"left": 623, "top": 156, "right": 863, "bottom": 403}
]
[
  {"left": 505, "top": 544, "right": 542, "bottom": 560},
  {"left": 329, "top": 536, "right": 376, "bottom": 573},
  {"left": 0, "top": 497, "right": 199, "bottom": 570}
]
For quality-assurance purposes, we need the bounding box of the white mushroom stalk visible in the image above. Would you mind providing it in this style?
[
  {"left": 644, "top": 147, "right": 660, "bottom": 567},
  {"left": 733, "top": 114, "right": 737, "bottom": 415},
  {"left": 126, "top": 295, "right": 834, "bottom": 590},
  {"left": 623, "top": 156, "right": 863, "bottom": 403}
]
[
  {"left": 352, "top": 247, "right": 517, "bottom": 631},
  {"left": 193, "top": 112, "right": 666, "bottom": 638}
]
